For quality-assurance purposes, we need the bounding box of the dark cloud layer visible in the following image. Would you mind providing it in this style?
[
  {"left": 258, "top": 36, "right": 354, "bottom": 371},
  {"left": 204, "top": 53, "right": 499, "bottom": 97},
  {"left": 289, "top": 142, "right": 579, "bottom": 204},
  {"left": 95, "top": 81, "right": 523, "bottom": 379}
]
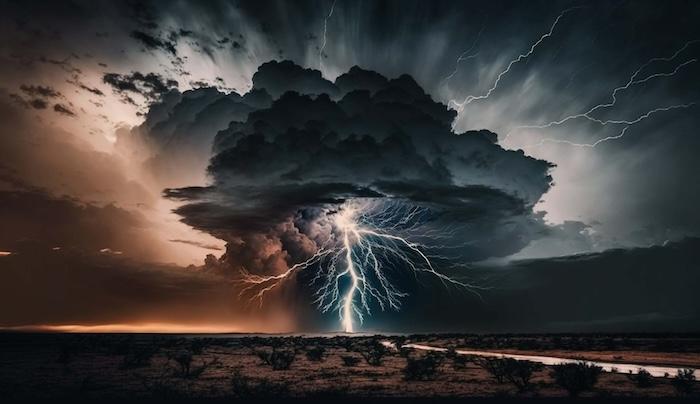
[
  {"left": 374, "top": 237, "right": 700, "bottom": 333},
  {"left": 103, "top": 71, "right": 178, "bottom": 104},
  {"left": 159, "top": 61, "right": 555, "bottom": 315}
]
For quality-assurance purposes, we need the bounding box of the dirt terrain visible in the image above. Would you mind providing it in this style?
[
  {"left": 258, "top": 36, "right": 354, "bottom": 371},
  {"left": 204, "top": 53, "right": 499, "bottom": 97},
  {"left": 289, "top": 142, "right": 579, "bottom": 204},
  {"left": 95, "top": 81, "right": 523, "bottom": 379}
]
[{"left": 0, "top": 333, "right": 698, "bottom": 399}]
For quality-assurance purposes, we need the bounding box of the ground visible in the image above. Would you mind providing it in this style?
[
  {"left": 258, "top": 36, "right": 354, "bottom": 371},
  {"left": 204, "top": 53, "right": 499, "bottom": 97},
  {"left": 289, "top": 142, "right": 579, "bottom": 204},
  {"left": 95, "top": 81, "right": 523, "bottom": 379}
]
[{"left": 0, "top": 333, "right": 699, "bottom": 400}]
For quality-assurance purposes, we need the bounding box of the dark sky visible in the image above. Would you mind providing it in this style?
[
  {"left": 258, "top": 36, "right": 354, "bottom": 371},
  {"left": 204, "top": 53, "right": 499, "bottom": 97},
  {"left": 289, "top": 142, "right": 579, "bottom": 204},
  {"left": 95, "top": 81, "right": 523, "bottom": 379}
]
[{"left": 0, "top": 0, "right": 698, "bottom": 333}]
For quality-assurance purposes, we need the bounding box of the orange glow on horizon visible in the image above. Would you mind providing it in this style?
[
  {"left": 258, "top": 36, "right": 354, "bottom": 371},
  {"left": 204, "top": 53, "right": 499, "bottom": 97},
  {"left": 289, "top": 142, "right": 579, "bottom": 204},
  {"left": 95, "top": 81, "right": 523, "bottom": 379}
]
[{"left": 2, "top": 323, "right": 249, "bottom": 334}]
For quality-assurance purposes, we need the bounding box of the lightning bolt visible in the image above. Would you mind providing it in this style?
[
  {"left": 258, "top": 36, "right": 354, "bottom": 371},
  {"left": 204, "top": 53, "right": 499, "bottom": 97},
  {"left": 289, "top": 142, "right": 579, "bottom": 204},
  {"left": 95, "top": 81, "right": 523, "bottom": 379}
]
[
  {"left": 503, "top": 40, "right": 699, "bottom": 147},
  {"left": 524, "top": 102, "right": 697, "bottom": 148},
  {"left": 239, "top": 199, "right": 480, "bottom": 333},
  {"left": 441, "top": 24, "right": 485, "bottom": 86},
  {"left": 449, "top": 7, "right": 583, "bottom": 117},
  {"left": 318, "top": 0, "right": 337, "bottom": 75}
]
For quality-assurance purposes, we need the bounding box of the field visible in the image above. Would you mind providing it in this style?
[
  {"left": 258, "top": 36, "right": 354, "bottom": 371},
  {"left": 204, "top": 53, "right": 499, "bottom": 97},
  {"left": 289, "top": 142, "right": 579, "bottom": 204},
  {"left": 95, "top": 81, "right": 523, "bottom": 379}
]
[{"left": 1, "top": 333, "right": 699, "bottom": 400}]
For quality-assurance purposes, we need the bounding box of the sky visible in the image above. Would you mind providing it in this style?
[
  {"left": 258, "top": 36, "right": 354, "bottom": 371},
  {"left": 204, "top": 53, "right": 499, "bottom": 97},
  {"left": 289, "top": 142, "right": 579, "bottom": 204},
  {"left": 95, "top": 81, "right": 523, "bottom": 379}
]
[{"left": 0, "top": 0, "right": 698, "bottom": 333}]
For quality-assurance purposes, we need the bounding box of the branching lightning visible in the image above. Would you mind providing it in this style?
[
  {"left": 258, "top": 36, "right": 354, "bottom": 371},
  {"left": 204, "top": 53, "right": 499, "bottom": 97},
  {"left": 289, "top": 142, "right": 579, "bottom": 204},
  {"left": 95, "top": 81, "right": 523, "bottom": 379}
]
[
  {"left": 448, "top": 7, "right": 582, "bottom": 117},
  {"left": 441, "top": 24, "right": 485, "bottom": 86},
  {"left": 523, "top": 102, "right": 697, "bottom": 148},
  {"left": 239, "top": 199, "right": 479, "bottom": 333},
  {"left": 503, "top": 40, "right": 700, "bottom": 148},
  {"left": 318, "top": 0, "right": 337, "bottom": 75}
]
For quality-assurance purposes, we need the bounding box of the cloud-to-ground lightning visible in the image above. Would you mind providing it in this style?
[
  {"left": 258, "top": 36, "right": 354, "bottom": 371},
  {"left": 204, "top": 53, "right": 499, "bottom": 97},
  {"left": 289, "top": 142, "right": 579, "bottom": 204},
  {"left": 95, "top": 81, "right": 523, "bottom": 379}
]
[
  {"left": 318, "top": 0, "right": 337, "bottom": 75},
  {"left": 503, "top": 40, "right": 699, "bottom": 148},
  {"left": 448, "top": 7, "right": 582, "bottom": 116},
  {"left": 239, "top": 199, "right": 479, "bottom": 333}
]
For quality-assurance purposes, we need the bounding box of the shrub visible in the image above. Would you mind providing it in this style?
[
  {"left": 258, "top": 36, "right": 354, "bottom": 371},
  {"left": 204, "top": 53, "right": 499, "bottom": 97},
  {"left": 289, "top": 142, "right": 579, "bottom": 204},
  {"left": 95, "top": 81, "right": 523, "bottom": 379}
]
[
  {"left": 256, "top": 348, "right": 296, "bottom": 370},
  {"left": 305, "top": 346, "right": 326, "bottom": 362},
  {"left": 476, "top": 357, "right": 509, "bottom": 383},
  {"left": 341, "top": 355, "right": 361, "bottom": 367},
  {"left": 168, "top": 350, "right": 217, "bottom": 378},
  {"left": 629, "top": 368, "right": 654, "bottom": 388},
  {"left": 392, "top": 336, "right": 407, "bottom": 349},
  {"left": 550, "top": 362, "right": 602, "bottom": 397},
  {"left": 501, "top": 359, "right": 544, "bottom": 393},
  {"left": 477, "top": 357, "right": 543, "bottom": 392},
  {"left": 358, "top": 340, "right": 389, "bottom": 366},
  {"left": 403, "top": 352, "right": 445, "bottom": 381},
  {"left": 672, "top": 368, "right": 696, "bottom": 395}
]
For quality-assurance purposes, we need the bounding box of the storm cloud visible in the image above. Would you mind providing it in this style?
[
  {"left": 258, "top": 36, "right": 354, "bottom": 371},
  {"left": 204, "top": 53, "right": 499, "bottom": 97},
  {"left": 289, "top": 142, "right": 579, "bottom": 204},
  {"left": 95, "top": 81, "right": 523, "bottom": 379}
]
[{"left": 158, "top": 61, "right": 555, "bottom": 309}]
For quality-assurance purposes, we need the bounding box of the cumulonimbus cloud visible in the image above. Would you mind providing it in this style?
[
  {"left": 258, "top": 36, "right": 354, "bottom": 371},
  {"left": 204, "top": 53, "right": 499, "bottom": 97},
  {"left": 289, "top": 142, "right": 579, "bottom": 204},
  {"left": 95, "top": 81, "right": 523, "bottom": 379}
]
[{"left": 149, "top": 61, "right": 555, "bottom": 285}]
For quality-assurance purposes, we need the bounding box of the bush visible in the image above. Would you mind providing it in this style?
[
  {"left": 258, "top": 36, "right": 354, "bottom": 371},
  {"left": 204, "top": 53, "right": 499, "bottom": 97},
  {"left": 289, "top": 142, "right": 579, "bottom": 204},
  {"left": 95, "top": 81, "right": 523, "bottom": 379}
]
[
  {"left": 629, "top": 368, "right": 654, "bottom": 388},
  {"left": 341, "top": 355, "right": 361, "bottom": 367},
  {"left": 476, "top": 357, "right": 509, "bottom": 383},
  {"left": 672, "top": 368, "right": 696, "bottom": 395},
  {"left": 477, "top": 358, "right": 543, "bottom": 392},
  {"left": 305, "top": 346, "right": 325, "bottom": 362},
  {"left": 169, "top": 350, "right": 217, "bottom": 378},
  {"left": 501, "top": 359, "right": 543, "bottom": 393},
  {"left": 403, "top": 352, "right": 445, "bottom": 381},
  {"left": 256, "top": 348, "right": 296, "bottom": 370},
  {"left": 550, "top": 362, "right": 602, "bottom": 397},
  {"left": 358, "top": 340, "right": 389, "bottom": 366}
]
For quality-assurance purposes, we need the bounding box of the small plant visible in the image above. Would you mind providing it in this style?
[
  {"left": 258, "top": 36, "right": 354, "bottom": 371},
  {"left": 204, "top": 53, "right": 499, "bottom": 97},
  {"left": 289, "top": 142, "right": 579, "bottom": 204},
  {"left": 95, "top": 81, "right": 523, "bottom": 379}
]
[
  {"left": 256, "top": 348, "right": 296, "bottom": 370},
  {"left": 341, "top": 355, "right": 361, "bottom": 367},
  {"left": 501, "top": 359, "right": 544, "bottom": 393},
  {"left": 403, "top": 352, "right": 445, "bottom": 381},
  {"left": 629, "top": 368, "right": 654, "bottom": 388},
  {"left": 476, "top": 357, "right": 542, "bottom": 392},
  {"left": 305, "top": 346, "right": 326, "bottom": 362},
  {"left": 476, "top": 357, "right": 508, "bottom": 383},
  {"left": 672, "top": 368, "right": 696, "bottom": 395},
  {"left": 358, "top": 340, "right": 389, "bottom": 366},
  {"left": 168, "top": 350, "right": 217, "bottom": 378},
  {"left": 550, "top": 362, "right": 602, "bottom": 397}
]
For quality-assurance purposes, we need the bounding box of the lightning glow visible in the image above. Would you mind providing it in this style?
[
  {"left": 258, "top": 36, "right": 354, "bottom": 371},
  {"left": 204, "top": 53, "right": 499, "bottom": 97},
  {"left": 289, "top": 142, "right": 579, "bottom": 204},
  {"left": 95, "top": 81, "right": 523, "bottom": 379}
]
[
  {"left": 449, "top": 7, "right": 582, "bottom": 117},
  {"left": 441, "top": 24, "right": 484, "bottom": 86},
  {"left": 239, "top": 199, "right": 479, "bottom": 333},
  {"left": 525, "top": 102, "right": 698, "bottom": 148},
  {"left": 318, "top": 0, "right": 337, "bottom": 75},
  {"left": 503, "top": 40, "right": 700, "bottom": 147}
]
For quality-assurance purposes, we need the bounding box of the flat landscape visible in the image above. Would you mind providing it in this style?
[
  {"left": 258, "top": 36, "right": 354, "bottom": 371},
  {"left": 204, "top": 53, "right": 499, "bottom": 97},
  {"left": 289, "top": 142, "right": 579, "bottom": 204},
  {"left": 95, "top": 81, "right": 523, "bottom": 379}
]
[{"left": 1, "top": 333, "right": 699, "bottom": 399}]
